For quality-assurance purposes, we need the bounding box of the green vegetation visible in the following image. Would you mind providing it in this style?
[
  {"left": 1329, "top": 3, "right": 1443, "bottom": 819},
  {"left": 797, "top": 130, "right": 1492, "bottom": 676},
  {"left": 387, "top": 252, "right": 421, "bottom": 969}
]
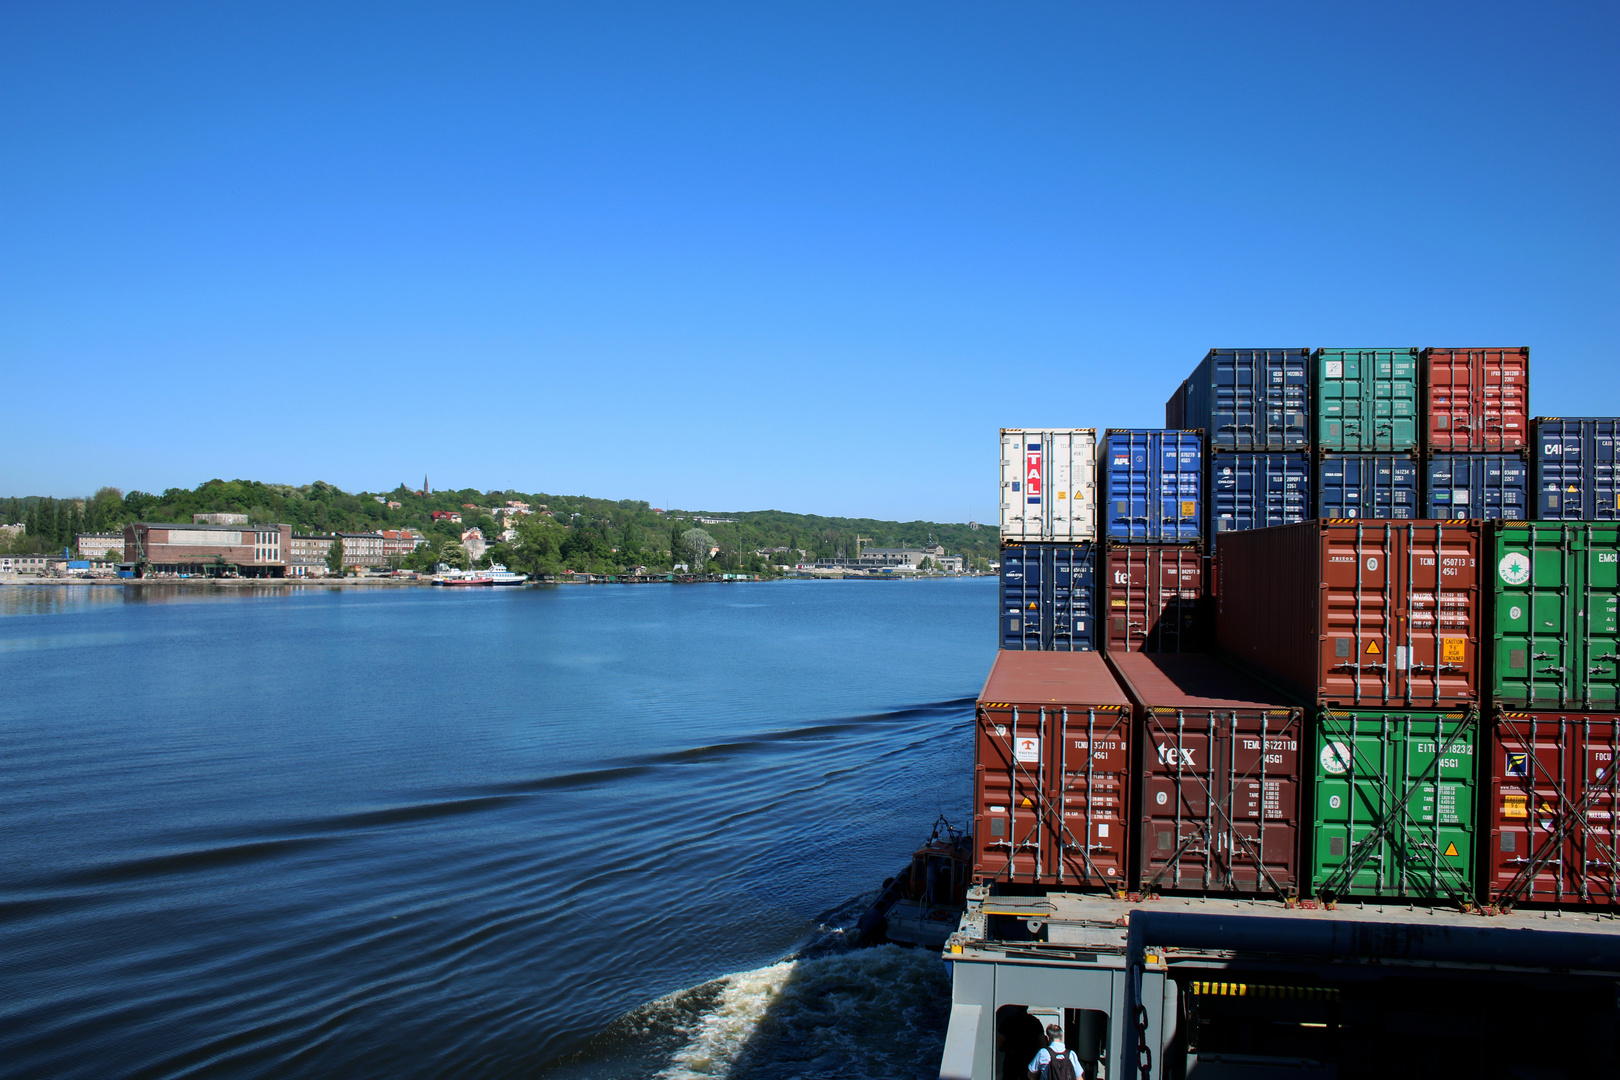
[{"left": 1, "top": 479, "right": 998, "bottom": 576}]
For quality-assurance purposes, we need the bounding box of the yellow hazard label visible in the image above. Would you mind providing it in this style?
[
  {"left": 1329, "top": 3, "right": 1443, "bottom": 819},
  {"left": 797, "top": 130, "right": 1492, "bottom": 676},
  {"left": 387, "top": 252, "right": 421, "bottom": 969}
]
[
  {"left": 1503, "top": 796, "right": 1527, "bottom": 819},
  {"left": 1057, "top": 491, "right": 1067, "bottom": 499},
  {"left": 1112, "top": 599, "right": 1127, "bottom": 607},
  {"left": 1019, "top": 797, "right": 1033, "bottom": 808},
  {"left": 1365, "top": 640, "right": 1381, "bottom": 655},
  {"left": 1180, "top": 501, "right": 1196, "bottom": 517},
  {"left": 1028, "top": 602, "right": 1038, "bottom": 610},
  {"left": 1444, "top": 842, "right": 1459, "bottom": 857},
  {"left": 1442, "top": 639, "right": 1466, "bottom": 663}
]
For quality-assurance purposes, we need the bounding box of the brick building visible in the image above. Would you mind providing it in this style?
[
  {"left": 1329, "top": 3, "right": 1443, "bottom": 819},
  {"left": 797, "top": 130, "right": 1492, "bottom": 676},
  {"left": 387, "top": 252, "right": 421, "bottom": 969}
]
[
  {"left": 124, "top": 522, "right": 291, "bottom": 577},
  {"left": 380, "top": 529, "right": 428, "bottom": 561}
]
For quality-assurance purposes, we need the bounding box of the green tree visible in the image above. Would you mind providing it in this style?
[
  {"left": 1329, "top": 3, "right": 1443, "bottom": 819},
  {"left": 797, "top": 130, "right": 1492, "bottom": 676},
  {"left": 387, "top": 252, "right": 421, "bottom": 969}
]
[
  {"left": 439, "top": 542, "right": 470, "bottom": 570},
  {"left": 680, "top": 528, "right": 717, "bottom": 570},
  {"left": 325, "top": 537, "right": 344, "bottom": 574}
]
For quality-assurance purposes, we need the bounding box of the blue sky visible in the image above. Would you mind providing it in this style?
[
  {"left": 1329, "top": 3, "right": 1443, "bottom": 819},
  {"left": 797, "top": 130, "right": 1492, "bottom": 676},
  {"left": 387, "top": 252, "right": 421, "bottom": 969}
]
[{"left": 2, "top": 2, "right": 1615, "bottom": 521}]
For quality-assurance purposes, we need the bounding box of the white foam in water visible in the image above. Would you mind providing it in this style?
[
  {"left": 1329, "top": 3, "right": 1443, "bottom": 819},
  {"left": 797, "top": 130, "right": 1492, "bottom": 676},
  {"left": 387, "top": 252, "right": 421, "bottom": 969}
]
[{"left": 659, "top": 945, "right": 950, "bottom": 1080}]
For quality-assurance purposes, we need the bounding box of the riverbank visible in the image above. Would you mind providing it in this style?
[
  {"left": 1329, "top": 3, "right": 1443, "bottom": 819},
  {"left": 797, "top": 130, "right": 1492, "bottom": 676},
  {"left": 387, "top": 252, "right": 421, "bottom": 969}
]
[{"left": 0, "top": 571, "right": 996, "bottom": 589}]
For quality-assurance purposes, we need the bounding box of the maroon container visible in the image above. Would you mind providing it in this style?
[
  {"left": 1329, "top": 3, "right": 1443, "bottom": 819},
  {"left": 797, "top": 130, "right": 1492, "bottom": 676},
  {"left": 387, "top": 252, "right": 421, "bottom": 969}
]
[
  {"left": 1103, "top": 544, "right": 1206, "bottom": 653},
  {"left": 1422, "top": 347, "right": 1530, "bottom": 452},
  {"left": 1489, "top": 709, "right": 1620, "bottom": 908},
  {"left": 974, "top": 651, "right": 1133, "bottom": 891},
  {"left": 1216, "top": 520, "right": 1483, "bottom": 707},
  {"left": 1110, "top": 653, "right": 1303, "bottom": 897}
]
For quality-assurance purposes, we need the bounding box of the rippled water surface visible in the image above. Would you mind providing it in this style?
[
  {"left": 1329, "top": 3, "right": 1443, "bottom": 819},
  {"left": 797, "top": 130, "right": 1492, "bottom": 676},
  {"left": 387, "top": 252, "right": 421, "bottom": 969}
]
[{"left": 0, "top": 579, "right": 993, "bottom": 1079}]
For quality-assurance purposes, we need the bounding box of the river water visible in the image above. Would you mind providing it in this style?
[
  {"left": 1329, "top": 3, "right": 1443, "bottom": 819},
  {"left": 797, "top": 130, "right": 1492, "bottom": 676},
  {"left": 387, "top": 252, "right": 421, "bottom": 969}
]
[{"left": 0, "top": 578, "right": 994, "bottom": 1080}]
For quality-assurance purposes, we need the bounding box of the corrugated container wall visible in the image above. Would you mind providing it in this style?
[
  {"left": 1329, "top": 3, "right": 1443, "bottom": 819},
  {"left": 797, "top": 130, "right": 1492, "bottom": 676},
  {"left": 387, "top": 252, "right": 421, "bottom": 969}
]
[
  {"left": 1208, "top": 452, "right": 1312, "bottom": 541},
  {"left": 1314, "top": 348, "right": 1420, "bottom": 453},
  {"left": 1316, "top": 454, "right": 1421, "bottom": 519},
  {"left": 1000, "top": 429, "right": 1099, "bottom": 541},
  {"left": 1182, "top": 348, "right": 1311, "bottom": 451},
  {"left": 1110, "top": 653, "right": 1303, "bottom": 897},
  {"left": 1490, "top": 523, "right": 1619, "bottom": 710},
  {"left": 1216, "top": 520, "right": 1484, "bottom": 707},
  {"left": 999, "top": 542, "right": 1097, "bottom": 652},
  {"left": 1534, "top": 418, "right": 1619, "bottom": 521},
  {"left": 1424, "top": 454, "right": 1529, "bottom": 520},
  {"left": 1103, "top": 544, "right": 1205, "bottom": 652},
  {"left": 1165, "top": 380, "right": 1188, "bottom": 429},
  {"left": 1489, "top": 709, "right": 1620, "bottom": 908},
  {"left": 1311, "top": 707, "right": 1478, "bottom": 903},
  {"left": 1423, "top": 347, "right": 1530, "bottom": 452},
  {"left": 1101, "top": 429, "right": 1203, "bottom": 544},
  {"left": 974, "top": 651, "right": 1133, "bottom": 891}
]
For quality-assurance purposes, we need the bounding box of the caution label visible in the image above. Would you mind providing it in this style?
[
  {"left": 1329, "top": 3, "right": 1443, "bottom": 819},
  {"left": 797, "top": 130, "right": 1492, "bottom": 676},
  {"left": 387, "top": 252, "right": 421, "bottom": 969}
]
[
  {"left": 1442, "top": 639, "right": 1466, "bottom": 663},
  {"left": 1180, "top": 501, "right": 1196, "bottom": 517},
  {"left": 1444, "top": 842, "right": 1459, "bottom": 857},
  {"left": 1112, "top": 599, "right": 1127, "bottom": 608},
  {"left": 1365, "top": 640, "right": 1382, "bottom": 655},
  {"left": 1503, "top": 795, "right": 1527, "bottom": 819}
]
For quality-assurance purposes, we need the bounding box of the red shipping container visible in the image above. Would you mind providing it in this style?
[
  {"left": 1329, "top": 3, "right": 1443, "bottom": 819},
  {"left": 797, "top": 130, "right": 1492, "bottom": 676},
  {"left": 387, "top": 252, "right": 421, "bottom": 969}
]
[
  {"left": 1103, "top": 544, "right": 1206, "bottom": 653},
  {"left": 1489, "top": 709, "right": 1620, "bottom": 909},
  {"left": 1110, "top": 653, "right": 1303, "bottom": 897},
  {"left": 1216, "top": 520, "right": 1483, "bottom": 707},
  {"left": 974, "top": 651, "right": 1132, "bottom": 891},
  {"left": 1423, "top": 347, "right": 1530, "bottom": 452}
]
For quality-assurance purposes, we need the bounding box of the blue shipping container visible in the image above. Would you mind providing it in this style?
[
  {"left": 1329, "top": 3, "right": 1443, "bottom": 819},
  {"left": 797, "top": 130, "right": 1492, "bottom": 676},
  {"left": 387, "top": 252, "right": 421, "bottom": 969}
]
[
  {"left": 999, "top": 542, "right": 1097, "bottom": 651},
  {"left": 1425, "top": 454, "right": 1529, "bottom": 520},
  {"left": 1182, "top": 348, "right": 1311, "bottom": 451},
  {"left": 1208, "top": 452, "right": 1312, "bottom": 541},
  {"left": 1535, "top": 418, "right": 1619, "bottom": 520},
  {"left": 1102, "top": 430, "right": 1203, "bottom": 543},
  {"left": 1316, "top": 454, "right": 1420, "bottom": 519}
]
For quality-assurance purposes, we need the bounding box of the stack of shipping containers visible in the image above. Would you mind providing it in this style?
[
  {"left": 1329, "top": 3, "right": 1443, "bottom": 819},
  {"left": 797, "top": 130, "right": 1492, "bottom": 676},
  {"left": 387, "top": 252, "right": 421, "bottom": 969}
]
[
  {"left": 1422, "top": 347, "right": 1531, "bottom": 521},
  {"left": 977, "top": 348, "right": 1620, "bottom": 910},
  {"left": 1314, "top": 348, "right": 1422, "bottom": 519},
  {"left": 1098, "top": 428, "right": 1204, "bottom": 654}
]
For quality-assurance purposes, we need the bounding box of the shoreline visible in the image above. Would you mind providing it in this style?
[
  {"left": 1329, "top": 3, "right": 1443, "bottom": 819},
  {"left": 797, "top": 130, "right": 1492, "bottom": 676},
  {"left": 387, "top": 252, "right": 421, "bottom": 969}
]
[{"left": 0, "top": 572, "right": 997, "bottom": 590}]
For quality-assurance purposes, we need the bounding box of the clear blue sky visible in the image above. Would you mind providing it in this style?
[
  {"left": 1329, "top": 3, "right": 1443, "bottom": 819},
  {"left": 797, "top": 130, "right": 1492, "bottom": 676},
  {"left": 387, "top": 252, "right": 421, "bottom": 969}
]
[{"left": 2, "top": 3, "right": 1615, "bottom": 521}]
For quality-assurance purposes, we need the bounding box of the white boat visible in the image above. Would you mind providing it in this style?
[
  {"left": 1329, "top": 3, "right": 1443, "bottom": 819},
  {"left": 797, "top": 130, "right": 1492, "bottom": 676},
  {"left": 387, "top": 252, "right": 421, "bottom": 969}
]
[
  {"left": 484, "top": 563, "right": 528, "bottom": 586},
  {"left": 431, "top": 568, "right": 491, "bottom": 586}
]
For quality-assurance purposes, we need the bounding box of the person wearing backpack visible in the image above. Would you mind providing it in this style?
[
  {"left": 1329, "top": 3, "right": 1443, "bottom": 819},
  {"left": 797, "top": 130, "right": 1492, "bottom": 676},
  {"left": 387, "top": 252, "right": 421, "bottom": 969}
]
[{"left": 1027, "top": 1023, "right": 1084, "bottom": 1080}]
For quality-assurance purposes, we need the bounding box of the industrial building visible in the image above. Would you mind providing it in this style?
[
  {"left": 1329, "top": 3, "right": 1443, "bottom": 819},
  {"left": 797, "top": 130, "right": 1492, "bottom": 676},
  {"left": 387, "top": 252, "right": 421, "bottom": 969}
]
[{"left": 123, "top": 522, "right": 291, "bottom": 577}]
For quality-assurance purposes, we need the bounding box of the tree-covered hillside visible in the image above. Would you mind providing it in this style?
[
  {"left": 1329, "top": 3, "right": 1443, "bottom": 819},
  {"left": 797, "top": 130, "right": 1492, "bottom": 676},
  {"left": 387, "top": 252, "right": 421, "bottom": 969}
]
[{"left": 2, "top": 480, "right": 998, "bottom": 575}]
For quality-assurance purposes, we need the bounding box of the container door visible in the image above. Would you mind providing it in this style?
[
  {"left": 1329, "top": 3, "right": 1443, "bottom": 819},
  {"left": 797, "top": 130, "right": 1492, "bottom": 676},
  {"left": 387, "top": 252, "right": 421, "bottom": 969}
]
[
  {"left": 1226, "top": 710, "right": 1301, "bottom": 895},
  {"left": 1493, "top": 526, "right": 1573, "bottom": 707},
  {"left": 1055, "top": 706, "right": 1131, "bottom": 888},
  {"left": 1273, "top": 350, "right": 1310, "bottom": 449},
  {"left": 1481, "top": 349, "right": 1530, "bottom": 451},
  {"left": 1586, "top": 528, "right": 1619, "bottom": 708},
  {"left": 1162, "top": 434, "right": 1202, "bottom": 542},
  {"left": 1426, "top": 350, "right": 1473, "bottom": 452},
  {"left": 1105, "top": 546, "right": 1143, "bottom": 652},
  {"left": 1406, "top": 522, "right": 1480, "bottom": 705},
  {"left": 1400, "top": 713, "right": 1477, "bottom": 898},
  {"left": 1001, "top": 431, "right": 1048, "bottom": 540},
  {"left": 1106, "top": 434, "right": 1151, "bottom": 542},
  {"left": 1316, "top": 351, "right": 1357, "bottom": 451},
  {"left": 1319, "top": 524, "right": 1398, "bottom": 703},
  {"left": 1536, "top": 422, "right": 1583, "bottom": 520},
  {"left": 974, "top": 706, "right": 1053, "bottom": 883},
  {"left": 999, "top": 545, "right": 1042, "bottom": 650},
  {"left": 1050, "top": 544, "right": 1096, "bottom": 652},
  {"left": 1140, "top": 707, "right": 1219, "bottom": 891},
  {"left": 1595, "top": 424, "right": 1619, "bottom": 520}
]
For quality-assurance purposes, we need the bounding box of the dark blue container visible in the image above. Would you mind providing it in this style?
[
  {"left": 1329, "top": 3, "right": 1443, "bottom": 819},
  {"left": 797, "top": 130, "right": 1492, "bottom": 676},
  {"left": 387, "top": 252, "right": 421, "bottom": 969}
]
[
  {"left": 1208, "top": 452, "right": 1312, "bottom": 541},
  {"left": 999, "top": 542, "right": 1097, "bottom": 651},
  {"left": 1102, "top": 430, "right": 1203, "bottom": 543},
  {"left": 1425, "top": 453, "right": 1530, "bottom": 520},
  {"left": 1316, "top": 454, "right": 1420, "bottom": 519},
  {"left": 1181, "top": 349, "right": 1311, "bottom": 451},
  {"left": 1534, "top": 418, "right": 1619, "bottom": 520}
]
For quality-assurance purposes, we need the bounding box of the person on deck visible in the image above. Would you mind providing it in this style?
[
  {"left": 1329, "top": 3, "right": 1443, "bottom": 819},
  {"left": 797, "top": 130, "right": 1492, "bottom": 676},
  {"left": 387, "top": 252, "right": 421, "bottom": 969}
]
[{"left": 1027, "top": 1023, "right": 1084, "bottom": 1080}]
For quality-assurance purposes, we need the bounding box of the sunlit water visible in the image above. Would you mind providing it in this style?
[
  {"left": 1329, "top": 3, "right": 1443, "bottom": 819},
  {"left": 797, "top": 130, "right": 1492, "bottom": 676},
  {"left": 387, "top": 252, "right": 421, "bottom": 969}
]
[{"left": 0, "top": 579, "right": 993, "bottom": 1079}]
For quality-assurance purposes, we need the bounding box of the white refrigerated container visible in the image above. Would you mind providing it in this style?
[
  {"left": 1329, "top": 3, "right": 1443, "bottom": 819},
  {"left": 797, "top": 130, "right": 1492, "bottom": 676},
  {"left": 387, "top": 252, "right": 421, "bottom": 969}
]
[{"left": 1000, "top": 428, "right": 1098, "bottom": 541}]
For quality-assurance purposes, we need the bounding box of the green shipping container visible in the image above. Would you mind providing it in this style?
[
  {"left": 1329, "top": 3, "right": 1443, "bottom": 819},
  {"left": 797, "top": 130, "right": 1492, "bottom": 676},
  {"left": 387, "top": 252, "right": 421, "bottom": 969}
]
[
  {"left": 1314, "top": 348, "right": 1420, "bottom": 452},
  {"left": 1311, "top": 707, "right": 1477, "bottom": 903},
  {"left": 1492, "top": 522, "right": 1620, "bottom": 709}
]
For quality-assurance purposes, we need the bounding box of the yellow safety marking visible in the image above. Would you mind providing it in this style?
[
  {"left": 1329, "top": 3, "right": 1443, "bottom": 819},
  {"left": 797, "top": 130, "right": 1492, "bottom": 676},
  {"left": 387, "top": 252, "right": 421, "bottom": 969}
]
[
  {"left": 1444, "top": 842, "right": 1459, "bottom": 857},
  {"left": 1365, "top": 640, "right": 1381, "bottom": 655},
  {"left": 1442, "top": 639, "right": 1466, "bottom": 663},
  {"left": 1019, "top": 797, "right": 1033, "bottom": 808}
]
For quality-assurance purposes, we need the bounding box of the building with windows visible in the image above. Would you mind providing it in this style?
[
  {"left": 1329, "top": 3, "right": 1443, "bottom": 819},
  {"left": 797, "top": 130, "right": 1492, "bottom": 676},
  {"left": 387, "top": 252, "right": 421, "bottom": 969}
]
[
  {"left": 858, "top": 544, "right": 965, "bottom": 574},
  {"left": 76, "top": 533, "right": 124, "bottom": 560},
  {"left": 337, "top": 532, "right": 386, "bottom": 570},
  {"left": 124, "top": 522, "right": 291, "bottom": 577},
  {"left": 288, "top": 534, "right": 335, "bottom": 577},
  {"left": 381, "top": 529, "right": 428, "bottom": 560},
  {"left": 461, "top": 527, "right": 488, "bottom": 562}
]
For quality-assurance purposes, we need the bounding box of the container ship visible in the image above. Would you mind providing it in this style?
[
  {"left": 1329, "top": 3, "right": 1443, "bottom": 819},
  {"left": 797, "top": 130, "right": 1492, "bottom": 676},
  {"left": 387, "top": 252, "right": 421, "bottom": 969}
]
[{"left": 939, "top": 351, "right": 1620, "bottom": 1079}]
